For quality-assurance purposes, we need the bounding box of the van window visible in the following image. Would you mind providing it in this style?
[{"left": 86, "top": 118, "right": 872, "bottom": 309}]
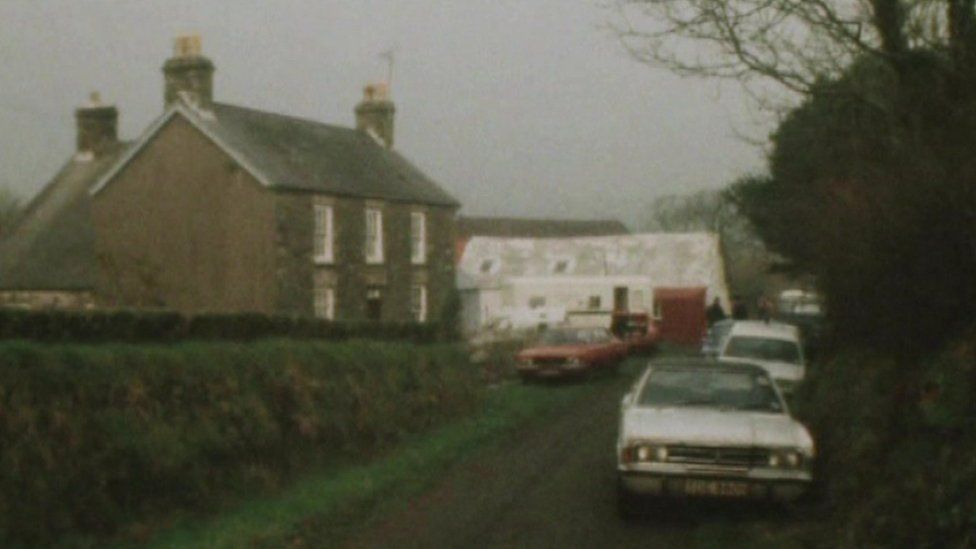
[{"left": 724, "top": 336, "right": 801, "bottom": 364}]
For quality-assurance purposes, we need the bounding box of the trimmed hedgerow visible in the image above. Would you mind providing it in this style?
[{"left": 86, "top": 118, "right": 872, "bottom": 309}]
[
  {"left": 0, "top": 339, "right": 480, "bottom": 546},
  {"left": 0, "top": 308, "right": 445, "bottom": 344},
  {"left": 793, "top": 329, "right": 976, "bottom": 547}
]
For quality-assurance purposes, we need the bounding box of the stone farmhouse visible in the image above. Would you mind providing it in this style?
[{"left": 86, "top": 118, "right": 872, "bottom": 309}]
[{"left": 0, "top": 36, "right": 460, "bottom": 322}]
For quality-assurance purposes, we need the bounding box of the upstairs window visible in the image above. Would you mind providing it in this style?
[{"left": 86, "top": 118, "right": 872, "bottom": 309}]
[
  {"left": 313, "top": 204, "right": 334, "bottom": 263},
  {"left": 410, "top": 212, "right": 427, "bottom": 264},
  {"left": 365, "top": 208, "right": 384, "bottom": 264},
  {"left": 588, "top": 296, "right": 602, "bottom": 310},
  {"left": 529, "top": 296, "right": 546, "bottom": 309}
]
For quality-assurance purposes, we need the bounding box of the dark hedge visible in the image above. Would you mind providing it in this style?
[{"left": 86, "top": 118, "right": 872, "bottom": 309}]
[
  {"left": 0, "top": 308, "right": 446, "bottom": 344},
  {"left": 0, "top": 339, "right": 480, "bottom": 546}
]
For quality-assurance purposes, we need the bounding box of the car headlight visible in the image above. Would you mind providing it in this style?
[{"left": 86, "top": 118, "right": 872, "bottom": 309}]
[
  {"left": 623, "top": 443, "right": 669, "bottom": 463},
  {"left": 768, "top": 449, "right": 804, "bottom": 469}
]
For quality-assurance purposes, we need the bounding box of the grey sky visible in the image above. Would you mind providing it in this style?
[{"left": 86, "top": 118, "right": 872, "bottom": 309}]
[{"left": 0, "top": 0, "right": 765, "bottom": 228}]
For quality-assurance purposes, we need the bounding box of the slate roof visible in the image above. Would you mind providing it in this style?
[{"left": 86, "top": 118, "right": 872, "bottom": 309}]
[
  {"left": 0, "top": 143, "right": 130, "bottom": 290},
  {"left": 4, "top": 99, "right": 459, "bottom": 291},
  {"left": 94, "top": 102, "right": 460, "bottom": 207},
  {"left": 458, "top": 216, "right": 629, "bottom": 239}
]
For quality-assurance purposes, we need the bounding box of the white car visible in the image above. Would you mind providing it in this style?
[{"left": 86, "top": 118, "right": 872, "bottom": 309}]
[
  {"left": 718, "top": 321, "right": 805, "bottom": 395},
  {"left": 616, "top": 359, "right": 813, "bottom": 513}
]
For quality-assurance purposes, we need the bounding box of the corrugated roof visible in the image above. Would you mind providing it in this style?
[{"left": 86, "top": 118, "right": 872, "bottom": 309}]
[
  {"left": 458, "top": 216, "right": 629, "bottom": 239},
  {"left": 457, "top": 232, "right": 730, "bottom": 306},
  {"left": 0, "top": 144, "right": 130, "bottom": 290}
]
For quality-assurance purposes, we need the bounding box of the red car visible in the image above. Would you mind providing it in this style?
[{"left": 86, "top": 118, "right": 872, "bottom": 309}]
[
  {"left": 611, "top": 312, "right": 660, "bottom": 356},
  {"left": 515, "top": 327, "right": 629, "bottom": 380}
]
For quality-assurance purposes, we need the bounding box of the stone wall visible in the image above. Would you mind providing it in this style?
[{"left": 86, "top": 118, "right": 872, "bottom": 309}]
[
  {"left": 274, "top": 190, "right": 457, "bottom": 322},
  {"left": 0, "top": 290, "right": 96, "bottom": 310},
  {"left": 91, "top": 115, "right": 278, "bottom": 314}
]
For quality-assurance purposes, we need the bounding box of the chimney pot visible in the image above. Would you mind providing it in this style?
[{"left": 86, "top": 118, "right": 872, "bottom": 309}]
[
  {"left": 75, "top": 92, "right": 118, "bottom": 156},
  {"left": 162, "top": 35, "right": 215, "bottom": 109},
  {"left": 355, "top": 82, "right": 395, "bottom": 149}
]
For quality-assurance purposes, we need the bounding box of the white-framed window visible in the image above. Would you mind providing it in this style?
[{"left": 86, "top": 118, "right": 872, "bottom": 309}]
[
  {"left": 547, "top": 256, "right": 574, "bottom": 275},
  {"left": 479, "top": 258, "right": 500, "bottom": 275},
  {"left": 365, "top": 208, "right": 384, "bottom": 264},
  {"left": 313, "top": 204, "right": 334, "bottom": 263},
  {"left": 314, "top": 285, "right": 335, "bottom": 320},
  {"left": 411, "top": 284, "right": 428, "bottom": 322},
  {"left": 410, "top": 211, "right": 427, "bottom": 264},
  {"left": 529, "top": 296, "right": 546, "bottom": 309}
]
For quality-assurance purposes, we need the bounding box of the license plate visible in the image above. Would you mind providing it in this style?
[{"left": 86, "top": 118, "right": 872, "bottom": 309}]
[{"left": 681, "top": 479, "right": 750, "bottom": 498}]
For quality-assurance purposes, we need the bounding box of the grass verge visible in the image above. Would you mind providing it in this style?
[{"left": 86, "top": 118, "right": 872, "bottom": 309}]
[{"left": 139, "top": 376, "right": 610, "bottom": 549}]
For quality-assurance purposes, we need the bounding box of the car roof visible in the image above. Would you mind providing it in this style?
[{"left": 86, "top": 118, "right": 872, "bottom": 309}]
[
  {"left": 645, "top": 357, "right": 770, "bottom": 377},
  {"left": 726, "top": 320, "right": 799, "bottom": 341}
]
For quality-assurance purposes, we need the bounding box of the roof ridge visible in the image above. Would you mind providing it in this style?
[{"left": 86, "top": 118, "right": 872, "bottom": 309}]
[{"left": 212, "top": 101, "right": 356, "bottom": 134}]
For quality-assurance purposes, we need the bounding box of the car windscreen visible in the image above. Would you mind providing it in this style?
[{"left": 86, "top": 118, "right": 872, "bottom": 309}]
[
  {"left": 637, "top": 368, "right": 783, "bottom": 413},
  {"left": 723, "top": 336, "right": 801, "bottom": 364},
  {"left": 538, "top": 329, "right": 586, "bottom": 345}
]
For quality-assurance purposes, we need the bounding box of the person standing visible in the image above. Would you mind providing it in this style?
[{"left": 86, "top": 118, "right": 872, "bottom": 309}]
[
  {"left": 731, "top": 295, "right": 748, "bottom": 320},
  {"left": 705, "top": 297, "right": 726, "bottom": 326},
  {"left": 757, "top": 295, "right": 773, "bottom": 323}
]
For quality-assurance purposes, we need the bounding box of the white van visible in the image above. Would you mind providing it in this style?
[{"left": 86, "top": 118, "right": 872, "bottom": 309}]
[{"left": 718, "top": 321, "right": 805, "bottom": 395}]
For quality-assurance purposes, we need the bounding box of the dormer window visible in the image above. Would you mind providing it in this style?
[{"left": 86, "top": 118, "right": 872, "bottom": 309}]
[
  {"left": 480, "top": 258, "right": 499, "bottom": 274},
  {"left": 548, "top": 256, "right": 574, "bottom": 275}
]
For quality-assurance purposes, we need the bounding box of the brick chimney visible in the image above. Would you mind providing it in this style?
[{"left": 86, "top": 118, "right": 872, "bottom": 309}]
[
  {"left": 75, "top": 92, "right": 118, "bottom": 156},
  {"left": 355, "top": 83, "right": 395, "bottom": 149},
  {"left": 162, "top": 35, "right": 215, "bottom": 109}
]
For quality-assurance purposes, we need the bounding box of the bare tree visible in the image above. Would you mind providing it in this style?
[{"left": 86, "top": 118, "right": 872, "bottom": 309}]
[
  {"left": 610, "top": 0, "right": 975, "bottom": 101},
  {"left": 642, "top": 188, "right": 780, "bottom": 300}
]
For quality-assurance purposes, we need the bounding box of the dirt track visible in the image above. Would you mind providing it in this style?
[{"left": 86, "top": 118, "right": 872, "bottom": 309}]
[{"left": 341, "top": 360, "right": 811, "bottom": 549}]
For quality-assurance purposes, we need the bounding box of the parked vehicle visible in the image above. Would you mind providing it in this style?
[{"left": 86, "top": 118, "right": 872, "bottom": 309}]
[
  {"left": 718, "top": 321, "right": 806, "bottom": 396},
  {"left": 515, "top": 326, "right": 628, "bottom": 380},
  {"left": 611, "top": 311, "right": 660, "bottom": 356},
  {"left": 616, "top": 359, "right": 813, "bottom": 514},
  {"left": 701, "top": 318, "right": 735, "bottom": 357}
]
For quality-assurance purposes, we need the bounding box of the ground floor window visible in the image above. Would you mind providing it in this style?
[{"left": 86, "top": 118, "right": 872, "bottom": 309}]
[
  {"left": 314, "top": 285, "right": 335, "bottom": 320},
  {"left": 411, "top": 285, "right": 428, "bottom": 322},
  {"left": 366, "top": 287, "right": 383, "bottom": 321}
]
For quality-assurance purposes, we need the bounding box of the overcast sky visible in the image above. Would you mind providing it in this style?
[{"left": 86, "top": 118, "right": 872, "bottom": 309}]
[{"left": 0, "top": 0, "right": 767, "bottom": 228}]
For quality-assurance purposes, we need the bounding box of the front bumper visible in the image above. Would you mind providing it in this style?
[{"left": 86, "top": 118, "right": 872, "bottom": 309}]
[
  {"left": 618, "top": 463, "right": 811, "bottom": 502},
  {"left": 516, "top": 360, "right": 589, "bottom": 378}
]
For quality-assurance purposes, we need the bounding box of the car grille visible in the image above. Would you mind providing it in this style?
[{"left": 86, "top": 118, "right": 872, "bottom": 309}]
[
  {"left": 532, "top": 357, "right": 566, "bottom": 367},
  {"left": 666, "top": 446, "right": 769, "bottom": 468}
]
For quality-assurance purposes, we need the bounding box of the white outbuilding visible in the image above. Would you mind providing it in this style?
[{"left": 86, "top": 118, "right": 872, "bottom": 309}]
[{"left": 457, "top": 232, "right": 731, "bottom": 342}]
